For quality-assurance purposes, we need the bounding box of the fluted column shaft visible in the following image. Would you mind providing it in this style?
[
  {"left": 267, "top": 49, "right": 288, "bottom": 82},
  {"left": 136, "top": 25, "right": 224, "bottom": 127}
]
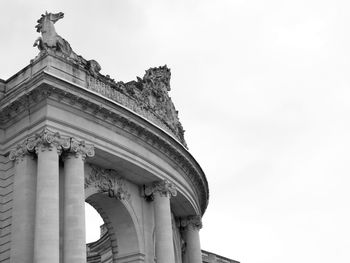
[
  {"left": 9, "top": 151, "right": 36, "bottom": 263},
  {"left": 181, "top": 216, "right": 202, "bottom": 263},
  {"left": 33, "top": 144, "right": 60, "bottom": 263},
  {"left": 146, "top": 180, "right": 177, "bottom": 263},
  {"left": 154, "top": 192, "right": 175, "bottom": 263},
  {"left": 63, "top": 152, "right": 87, "bottom": 263}
]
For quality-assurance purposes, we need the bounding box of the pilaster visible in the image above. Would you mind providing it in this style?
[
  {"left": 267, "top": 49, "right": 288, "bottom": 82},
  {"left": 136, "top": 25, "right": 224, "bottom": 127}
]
[{"left": 9, "top": 146, "right": 37, "bottom": 263}]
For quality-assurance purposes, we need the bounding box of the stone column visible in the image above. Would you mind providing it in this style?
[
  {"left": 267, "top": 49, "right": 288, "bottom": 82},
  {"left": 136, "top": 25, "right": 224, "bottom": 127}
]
[
  {"left": 145, "top": 180, "right": 177, "bottom": 263},
  {"left": 28, "top": 129, "right": 68, "bottom": 263},
  {"left": 181, "top": 215, "right": 203, "bottom": 263},
  {"left": 63, "top": 139, "right": 94, "bottom": 263},
  {"left": 9, "top": 144, "right": 37, "bottom": 263}
]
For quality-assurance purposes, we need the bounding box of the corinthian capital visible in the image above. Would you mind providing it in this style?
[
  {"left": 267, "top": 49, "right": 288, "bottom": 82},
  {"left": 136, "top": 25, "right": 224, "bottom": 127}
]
[
  {"left": 64, "top": 138, "right": 95, "bottom": 160},
  {"left": 9, "top": 128, "right": 95, "bottom": 160},
  {"left": 26, "top": 128, "right": 69, "bottom": 154},
  {"left": 9, "top": 142, "right": 33, "bottom": 163},
  {"left": 145, "top": 179, "right": 177, "bottom": 199},
  {"left": 180, "top": 215, "right": 202, "bottom": 230}
]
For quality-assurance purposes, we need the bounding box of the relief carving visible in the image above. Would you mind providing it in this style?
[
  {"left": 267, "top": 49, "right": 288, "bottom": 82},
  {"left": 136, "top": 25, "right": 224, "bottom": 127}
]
[{"left": 85, "top": 164, "right": 130, "bottom": 201}]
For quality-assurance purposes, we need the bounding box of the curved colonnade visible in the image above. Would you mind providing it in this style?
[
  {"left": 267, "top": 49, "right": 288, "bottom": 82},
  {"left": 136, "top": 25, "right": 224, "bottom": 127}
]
[{"left": 1, "top": 53, "right": 209, "bottom": 263}]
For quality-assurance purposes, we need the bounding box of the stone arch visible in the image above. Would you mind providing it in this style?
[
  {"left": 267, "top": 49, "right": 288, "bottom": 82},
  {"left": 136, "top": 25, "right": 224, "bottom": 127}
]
[
  {"left": 86, "top": 197, "right": 119, "bottom": 262},
  {"left": 84, "top": 164, "right": 144, "bottom": 262}
]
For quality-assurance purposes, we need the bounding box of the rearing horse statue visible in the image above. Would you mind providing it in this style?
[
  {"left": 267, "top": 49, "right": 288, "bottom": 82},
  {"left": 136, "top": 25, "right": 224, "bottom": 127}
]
[
  {"left": 33, "top": 11, "right": 101, "bottom": 77},
  {"left": 34, "top": 12, "right": 73, "bottom": 56}
]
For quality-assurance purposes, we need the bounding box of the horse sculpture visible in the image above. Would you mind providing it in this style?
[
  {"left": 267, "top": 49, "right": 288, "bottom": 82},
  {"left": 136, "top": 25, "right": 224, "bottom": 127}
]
[{"left": 33, "top": 11, "right": 101, "bottom": 77}]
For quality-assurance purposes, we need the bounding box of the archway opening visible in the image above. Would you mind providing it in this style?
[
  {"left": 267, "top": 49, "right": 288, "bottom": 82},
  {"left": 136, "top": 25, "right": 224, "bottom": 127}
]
[
  {"left": 85, "top": 202, "right": 104, "bottom": 243},
  {"left": 85, "top": 201, "right": 115, "bottom": 263}
]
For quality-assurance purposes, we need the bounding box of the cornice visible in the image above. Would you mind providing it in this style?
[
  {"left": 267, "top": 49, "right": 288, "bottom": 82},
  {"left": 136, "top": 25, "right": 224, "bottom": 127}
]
[{"left": 0, "top": 70, "right": 209, "bottom": 215}]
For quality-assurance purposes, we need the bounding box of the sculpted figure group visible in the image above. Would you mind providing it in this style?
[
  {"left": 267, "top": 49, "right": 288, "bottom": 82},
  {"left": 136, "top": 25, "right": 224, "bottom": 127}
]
[
  {"left": 33, "top": 11, "right": 101, "bottom": 77},
  {"left": 33, "top": 11, "right": 186, "bottom": 145}
]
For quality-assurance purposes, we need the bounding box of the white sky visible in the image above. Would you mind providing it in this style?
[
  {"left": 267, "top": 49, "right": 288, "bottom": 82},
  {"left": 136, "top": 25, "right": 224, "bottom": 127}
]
[{"left": 1, "top": 1, "right": 350, "bottom": 262}]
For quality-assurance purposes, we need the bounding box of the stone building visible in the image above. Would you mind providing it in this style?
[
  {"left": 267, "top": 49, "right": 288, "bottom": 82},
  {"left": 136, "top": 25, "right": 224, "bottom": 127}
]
[{"left": 0, "top": 12, "right": 238, "bottom": 263}]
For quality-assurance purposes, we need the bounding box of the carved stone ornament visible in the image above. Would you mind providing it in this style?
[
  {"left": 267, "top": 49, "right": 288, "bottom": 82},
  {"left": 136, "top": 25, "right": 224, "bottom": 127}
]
[
  {"left": 86, "top": 65, "right": 186, "bottom": 146},
  {"left": 144, "top": 179, "right": 177, "bottom": 199},
  {"left": 85, "top": 164, "right": 130, "bottom": 201},
  {"left": 180, "top": 215, "right": 202, "bottom": 231},
  {"left": 9, "top": 128, "right": 94, "bottom": 160}
]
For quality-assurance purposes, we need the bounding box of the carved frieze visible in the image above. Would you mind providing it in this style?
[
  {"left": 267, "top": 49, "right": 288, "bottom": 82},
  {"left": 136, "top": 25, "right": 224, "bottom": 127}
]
[
  {"left": 144, "top": 179, "right": 177, "bottom": 199},
  {"left": 85, "top": 164, "right": 130, "bottom": 201}
]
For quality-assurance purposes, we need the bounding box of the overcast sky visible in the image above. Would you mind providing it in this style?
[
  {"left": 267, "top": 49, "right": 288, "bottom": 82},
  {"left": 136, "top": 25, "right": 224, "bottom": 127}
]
[{"left": 1, "top": 1, "right": 350, "bottom": 263}]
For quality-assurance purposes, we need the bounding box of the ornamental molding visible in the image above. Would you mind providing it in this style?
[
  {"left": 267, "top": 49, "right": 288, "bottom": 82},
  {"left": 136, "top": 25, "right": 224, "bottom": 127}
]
[
  {"left": 2, "top": 81, "right": 208, "bottom": 214},
  {"left": 9, "top": 128, "right": 95, "bottom": 161},
  {"left": 179, "top": 215, "right": 202, "bottom": 231},
  {"left": 85, "top": 164, "right": 130, "bottom": 201},
  {"left": 144, "top": 179, "right": 177, "bottom": 199}
]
